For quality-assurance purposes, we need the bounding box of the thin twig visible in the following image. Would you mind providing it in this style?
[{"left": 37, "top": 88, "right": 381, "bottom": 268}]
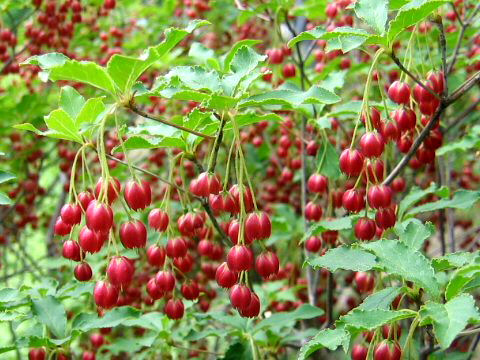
[
  {"left": 447, "top": 71, "right": 480, "bottom": 105},
  {"left": 128, "top": 104, "right": 215, "bottom": 140}
]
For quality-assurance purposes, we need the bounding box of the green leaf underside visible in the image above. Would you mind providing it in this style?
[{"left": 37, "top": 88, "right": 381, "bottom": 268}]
[
  {"left": 362, "top": 239, "right": 441, "bottom": 299},
  {"left": 307, "top": 246, "right": 376, "bottom": 272},
  {"left": 419, "top": 294, "right": 480, "bottom": 349}
]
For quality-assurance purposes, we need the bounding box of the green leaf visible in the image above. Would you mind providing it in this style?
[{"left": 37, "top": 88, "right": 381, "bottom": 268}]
[
  {"left": 318, "top": 141, "right": 340, "bottom": 180},
  {"left": 288, "top": 27, "right": 326, "bottom": 48},
  {"left": 188, "top": 42, "right": 215, "bottom": 63},
  {"left": 432, "top": 252, "right": 478, "bottom": 272},
  {"left": 165, "top": 66, "right": 222, "bottom": 92},
  {"left": 354, "top": 0, "right": 388, "bottom": 35},
  {"left": 408, "top": 190, "right": 480, "bottom": 216},
  {"left": 106, "top": 20, "right": 209, "bottom": 93},
  {"left": 445, "top": 264, "right": 480, "bottom": 300},
  {"left": 44, "top": 109, "right": 83, "bottom": 143},
  {"left": 0, "top": 288, "right": 22, "bottom": 303},
  {"left": 306, "top": 217, "right": 352, "bottom": 238},
  {"left": 76, "top": 97, "right": 107, "bottom": 128},
  {"left": 358, "top": 287, "right": 403, "bottom": 311},
  {"left": 338, "top": 308, "right": 417, "bottom": 331},
  {"left": 362, "top": 239, "right": 441, "bottom": 299},
  {"left": 59, "top": 86, "right": 85, "bottom": 119},
  {"left": 222, "top": 46, "right": 266, "bottom": 96},
  {"left": 436, "top": 126, "right": 480, "bottom": 155},
  {"left": 49, "top": 60, "right": 117, "bottom": 95},
  {"left": 327, "top": 100, "right": 362, "bottom": 117},
  {"left": 298, "top": 327, "right": 350, "bottom": 359},
  {"left": 31, "top": 296, "right": 67, "bottom": 338},
  {"left": 292, "top": 0, "right": 328, "bottom": 19},
  {"left": 419, "top": 294, "right": 480, "bottom": 349},
  {"left": 398, "top": 183, "right": 448, "bottom": 219},
  {"left": 0, "top": 192, "right": 12, "bottom": 205},
  {"left": 13, "top": 123, "right": 45, "bottom": 136},
  {"left": 289, "top": 26, "right": 371, "bottom": 52},
  {"left": 114, "top": 135, "right": 186, "bottom": 152},
  {"left": 238, "top": 86, "right": 340, "bottom": 108},
  {"left": 72, "top": 306, "right": 142, "bottom": 332},
  {"left": 395, "top": 218, "right": 435, "bottom": 250},
  {"left": 22, "top": 52, "right": 68, "bottom": 69},
  {"left": 221, "top": 342, "right": 253, "bottom": 360},
  {"left": 0, "top": 170, "right": 16, "bottom": 184},
  {"left": 387, "top": 0, "right": 450, "bottom": 44},
  {"left": 253, "top": 304, "right": 324, "bottom": 333},
  {"left": 223, "top": 39, "right": 262, "bottom": 72},
  {"left": 307, "top": 246, "right": 376, "bottom": 272},
  {"left": 231, "top": 113, "right": 282, "bottom": 128}
]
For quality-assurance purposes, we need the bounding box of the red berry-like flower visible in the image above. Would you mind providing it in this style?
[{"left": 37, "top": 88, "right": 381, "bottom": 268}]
[
  {"left": 240, "top": 292, "right": 260, "bottom": 318},
  {"left": 78, "top": 191, "right": 94, "bottom": 212},
  {"left": 74, "top": 262, "right": 93, "bottom": 282},
  {"left": 282, "top": 64, "right": 296, "bottom": 78},
  {"left": 352, "top": 344, "right": 368, "bottom": 360},
  {"left": 119, "top": 220, "right": 147, "bottom": 249},
  {"left": 93, "top": 281, "right": 119, "bottom": 309},
  {"left": 307, "top": 173, "right": 328, "bottom": 193},
  {"left": 62, "top": 240, "right": 82, "bottom": 261},
  {"left": 340, "top": 149, "right": 364, "bottom": 177},
  {"left": 360, "top": 132, "right": 385, "bottom": 158},
  {"left": 181, "top": 282, "right": 200, "bottom": 300},
  {"left": 60, "top": 203, "right": 82, "bottom": 225},
  {"left": 354, "top": 272, "right": 375, "bottom": 293},
  {"left": 166, "top": 237, "right": 188, "bottom": 258},
  {"left": 147, "top": 244, "right": 166, "bottom": 267},
  {"left": 124, "top": 180, "right": 151, "bottom": 211},
  {"left": 342, "top": 189, "right": 365, "bottom": 213},
  {"left": 95, "top": 177, "right": 121, "bottom": 204},
  {"left": 392, "top": 108, "right": 416, "bottom": 132},
  {"left": 215, "top": 262, "right": 238, "bottom": 288},
  {"left": 255, "top": 252, "right": 279, "bottom": 279},
  {"left": 367, "top": 185, "right": 392, "bottom": 209},
  {"left": 245, "top": 212, "right": 272, "bottom": 241},
  {"left": 227, "top": 245, "right": 254, "bottom": 272},
  {"left": 230, "top": 284, "right": 252, "bottom": 310},
  {"left": 146, "top": 278, "right": 164, "bottom": 300},
  {"left": 354, "top": 218, "right": 377, "bottom": 241},
  {"left": 54, "top": 217, "right": 72, "bottom": 236},
  {"left": 148, "top": 209, "right": 169, "bottom": 231},
  {"left": 373, "top": 340, "right": 402, "bottom": 360},
  {"left": 190, "top": 172, "right": 221, "bottom": 197},
  {"left": 79, "top": 226, "right": 107, "bottom": 253},
  {"left": 155, "top": 271, "right": 176, "bottom": 292},
  {"left": 107, "top": 256, "right": 134, "bottom": 286},
  {"left": 164, "top": 298, "right": 184, "bottom": 320},
  {"left": 86, "top": 200, "right": 113, "bottom": 233},
  {"left": 375, "top": 206, "right": 396, "bottom": 229},
  {"left": 305, "top": 236, "right": 322, "bottom": 252},
  {"left": 305, "top": 201, "right": 323, "bottom": 221},
  {"left": 387, "top": 81, "right": 411, "bottom": 105}
]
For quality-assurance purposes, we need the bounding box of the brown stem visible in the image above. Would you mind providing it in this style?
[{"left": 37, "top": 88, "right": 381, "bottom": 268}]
[
  {"left": 128, "top": 104, "right": 215, "bottom": 140},
  {"left": 447, "top": 71, "right": 480, "bottom": 105},
  {"left": 443, "top": 98, "right": 480, "bottom": 134},
  {"left": 389, "top": 51, "right": 441, "bottom": 101}
]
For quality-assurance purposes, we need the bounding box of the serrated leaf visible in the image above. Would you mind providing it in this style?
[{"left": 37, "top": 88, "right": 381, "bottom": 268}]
[
  {"left": 49, "top": 60, "right": 117, "bottom": 95},
  {"left": 387, "top": 0, "right": 449, "bottom": 44},
  {"left": 419, "top": 294, "right": 480, "bottom": 349},
  {"left": 230, "top": 113, "right": 282, "bottom": 129},
  {"left": 0, "top": 288, "right": 22, "bottom": 303},
  {"left": 398, "top": 183, "right": 448, "bottom": 219},
  {"left": 362, "top": 239, "right": 441, "bottom": 299},
  {"left": 408, "top": 190, "right": 480, "bottom": 216},
  {"left": 59, "top": 86, "right": 85, "bottom": 119},
  {"left": 298, "top": 327, "right": 350, "bottom": 360},
  {"left": 289, "top": 26, "right": 371, "bottom": 52},
  {"left": 165, "top": 66, "right": 222, "bottom": 92},
  {"left": 188, "top": 42, "right": 215, "bottom": 63},
  {"left": 306, "top": 217, "right": 352, "bottom": 239},
  {"left": 31, "top": 296, "right": 67, "bottom": 338},
  {"left": 76, "top": 97, "right": 106, "bottom": 128},
  {"left": 436, "top": 127, "right": 480, "bottom": 155},
  {"left": 307, "top": 246, "right": 376, "bottom": 272},
  {"left": 327, "top": 100, "right": 363, "bottom": 116},
  {"left": 114, "top": 135, "right": 186, "bottom": 152},
  {"left": 44, "top": 109, "right": 83, "bottom": 143},
  {"left": 432, "top": 252, "right": 478, "bottom": 272},
  {"left": 221, "top": 342, "right": 253, "bottom": 360},
  {"left": 222, "top": 46, "right": 266, "bottom": 96},
  {"left": 358, "top": 287, "right": 404, "bottom": 311},
  {"left": 106, "top": 20, "right": 209, "bottom": 93},
  {"left": 223, "top": 39, "right": 262, "bottom": 72},
  {"left": 445, "top": 264, "right": 480, "bottom": 300},
  {"left": 239, "top": 86, "right": 340, "bottom": 108},
  {"left": 22, "top": 52, "right": 69, "bottom": 69},
  {"left": 318, "top": 141, "right": 340, "bottom": 180},
  {"left": 0, "top": 192, "right": 12, "bottom": 205},
  {"left": 253, "top": 304, "right": 323, "bottom": 333},
  {"left": 339, "top": 308, "right": 417, "bottom": 331},
  {"left": 354, "top": 0, "right": 388, "bottom": 35},
  {"left": 72, "top": 306, "right": 142, "bottom": 332},
  {"left": 0, "top": 170, "right": 16, "bottom": 184},
  {"left": 395, "top": 218, "right": 435, "bottom": 250}
]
